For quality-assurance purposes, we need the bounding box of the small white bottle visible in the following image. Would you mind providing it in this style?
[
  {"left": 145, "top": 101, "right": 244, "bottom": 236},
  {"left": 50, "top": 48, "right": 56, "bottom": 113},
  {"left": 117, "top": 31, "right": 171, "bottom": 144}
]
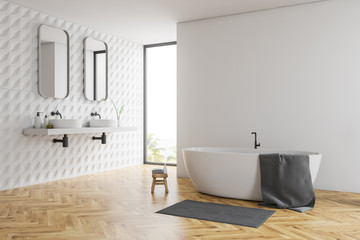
[
  {"left": 34, "top": 112, "right": 42, "bottom": 129},
  {"left": 44, "top": 115, "right": 49, "bottom": 128},
  {"left": 163, "top": 158, "right": 168, "bottom": 174}
]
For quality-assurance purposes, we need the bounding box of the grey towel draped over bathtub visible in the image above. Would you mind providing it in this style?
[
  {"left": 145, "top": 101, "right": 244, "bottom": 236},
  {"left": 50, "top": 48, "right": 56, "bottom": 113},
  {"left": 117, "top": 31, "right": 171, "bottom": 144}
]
[{"left": 259, "top": 153, "right": 315, "bottom": 213}]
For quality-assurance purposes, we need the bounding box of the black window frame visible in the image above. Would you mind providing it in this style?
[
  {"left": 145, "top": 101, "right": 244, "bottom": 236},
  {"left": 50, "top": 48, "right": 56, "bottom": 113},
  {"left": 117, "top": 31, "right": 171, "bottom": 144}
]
[{"left": 143, "top": 41, "right": 177, "bottom": 166}]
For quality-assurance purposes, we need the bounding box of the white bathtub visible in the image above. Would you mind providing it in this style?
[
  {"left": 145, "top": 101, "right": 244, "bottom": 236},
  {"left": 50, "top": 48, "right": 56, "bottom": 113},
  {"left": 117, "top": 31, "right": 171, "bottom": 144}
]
[{"left": 182, "top": 147, "right": 322, "bottom": 201}]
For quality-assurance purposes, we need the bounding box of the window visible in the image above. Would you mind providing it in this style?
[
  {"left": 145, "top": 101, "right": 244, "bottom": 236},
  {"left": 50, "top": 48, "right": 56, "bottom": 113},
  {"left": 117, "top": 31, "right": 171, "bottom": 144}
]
[{"left": 144, "top": 42, "right": 177, "bottom": 165}]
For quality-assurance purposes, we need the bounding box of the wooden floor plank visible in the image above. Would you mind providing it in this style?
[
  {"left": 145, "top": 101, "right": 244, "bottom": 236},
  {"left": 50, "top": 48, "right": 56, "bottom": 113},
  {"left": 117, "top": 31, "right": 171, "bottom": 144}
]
[{"left": 0, "top": 165, "right": 359, "bottom": 239}]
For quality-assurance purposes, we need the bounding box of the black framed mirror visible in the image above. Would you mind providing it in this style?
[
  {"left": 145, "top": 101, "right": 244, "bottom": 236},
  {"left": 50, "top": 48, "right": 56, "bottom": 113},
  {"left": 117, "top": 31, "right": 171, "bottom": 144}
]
[
  {"left": 84, "top": 37, "right": 108, "bottom": 101},
  {"left": 38, "top": 25, "right": 70, "bottom": 98}
]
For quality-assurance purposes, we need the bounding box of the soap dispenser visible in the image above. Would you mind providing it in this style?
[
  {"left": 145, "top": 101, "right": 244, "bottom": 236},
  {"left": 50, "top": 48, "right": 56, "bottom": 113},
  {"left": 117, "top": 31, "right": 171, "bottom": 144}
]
[
  {"left": 34, "top": 112, "right": 42, "bottom": 129},
  {"left": 44, "top": 114, "right": 49, "bottom": 128}
]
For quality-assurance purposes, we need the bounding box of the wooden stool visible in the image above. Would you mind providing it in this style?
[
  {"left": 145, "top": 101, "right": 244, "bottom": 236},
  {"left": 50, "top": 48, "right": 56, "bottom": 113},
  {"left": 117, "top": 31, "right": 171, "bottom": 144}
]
[{"left": 151, "top": 173, "right": 169, "bottom": 193}]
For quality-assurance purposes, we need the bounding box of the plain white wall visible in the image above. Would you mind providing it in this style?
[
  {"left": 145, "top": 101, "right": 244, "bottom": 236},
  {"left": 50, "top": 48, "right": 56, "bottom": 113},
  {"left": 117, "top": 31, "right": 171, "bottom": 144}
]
[
  {"left": 53, "top": 42, "right": 67, "bottom": 98},
  {"left": 95, "top": 53, "right": 106, "bottom": 100},
  {"left": 40, "top": 42, "right": 67, "bottom": 98},
  {"left": 85, "top": 50, "right": 94, "bottom": 100},
  {"left": 40, "top": 43, "right": 56, "bottom": 97},
  {"left": 177, "top": 0, "right": 360, "bottom": 193}
]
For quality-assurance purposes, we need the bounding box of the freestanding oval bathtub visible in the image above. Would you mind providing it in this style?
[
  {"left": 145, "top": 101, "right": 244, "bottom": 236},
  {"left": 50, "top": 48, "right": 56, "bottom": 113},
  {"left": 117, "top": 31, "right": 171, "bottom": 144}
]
[{"left": 182, "top": 148, "right": 322, "bottom": 201}]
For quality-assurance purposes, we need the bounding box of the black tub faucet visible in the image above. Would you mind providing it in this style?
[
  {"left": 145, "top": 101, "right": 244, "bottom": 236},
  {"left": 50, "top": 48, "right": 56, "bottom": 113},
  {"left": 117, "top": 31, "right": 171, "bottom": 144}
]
[
  {"left": 91, "top": 112, "right": 101, "bottom": 119},
  {"left": 51, "top": 110, "right": 62, "bottom": 119},
  {"left": 251, "top": 132, "right": 261, "bottom": 149}
]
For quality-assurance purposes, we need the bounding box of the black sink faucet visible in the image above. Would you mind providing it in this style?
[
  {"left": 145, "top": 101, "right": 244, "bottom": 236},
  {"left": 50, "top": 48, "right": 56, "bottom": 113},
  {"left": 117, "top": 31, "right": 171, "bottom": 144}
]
[
  {"left": 51, "top": 110, "right": 62, "bottom": 119},
  {"left": 91, "top": 112, "right": 101, "bottom": 119},
  {"left": 251, "top": 132, "right": 261, "bottom": 149}
]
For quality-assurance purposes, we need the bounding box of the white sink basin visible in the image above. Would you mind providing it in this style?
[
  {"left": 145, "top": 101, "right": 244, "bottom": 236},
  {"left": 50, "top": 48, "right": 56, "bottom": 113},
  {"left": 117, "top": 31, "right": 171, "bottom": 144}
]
[
  {"left": 89, "top": 119, "right": 117, "bottom": 128},
  {"left": 51, "top": 119, "right": 82, "bottom": 128}
]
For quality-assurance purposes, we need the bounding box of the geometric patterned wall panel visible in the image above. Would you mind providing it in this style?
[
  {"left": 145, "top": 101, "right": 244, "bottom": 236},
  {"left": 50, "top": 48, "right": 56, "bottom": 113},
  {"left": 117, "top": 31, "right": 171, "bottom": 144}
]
[{"left": 0, "top": 1, "right": 143, "bottom": 190}]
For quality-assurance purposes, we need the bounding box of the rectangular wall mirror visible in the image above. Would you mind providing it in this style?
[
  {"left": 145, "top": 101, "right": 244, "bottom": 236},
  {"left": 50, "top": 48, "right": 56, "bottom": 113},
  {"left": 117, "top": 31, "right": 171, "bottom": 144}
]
[
  {"left": 84, "top": 38, "right": 108, "bottom": 101},
  {"left": 38, "top": 25, "right": 69, "bottom": 98}
]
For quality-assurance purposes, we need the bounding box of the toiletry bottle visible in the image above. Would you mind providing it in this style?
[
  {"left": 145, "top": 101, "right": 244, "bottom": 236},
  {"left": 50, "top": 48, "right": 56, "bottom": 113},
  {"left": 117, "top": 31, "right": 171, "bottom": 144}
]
[
  {"left": 44, "top": 115, "right": 49, "bottom": 128},
  {"left": 34, "top": 112, "right": 42, "bottom": 129},
  {"left": 163, "top": 158, "right": 168, "bottom": 174}
]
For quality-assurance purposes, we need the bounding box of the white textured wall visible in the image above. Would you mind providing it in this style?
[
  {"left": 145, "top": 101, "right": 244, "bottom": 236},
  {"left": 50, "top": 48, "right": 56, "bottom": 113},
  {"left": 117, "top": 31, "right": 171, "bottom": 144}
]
[
  {"left": 177, "top": 0, "right": 360, "bottom": 193},
  {"left": 0, "top": 1, "right": 143, "bottom": 190}
]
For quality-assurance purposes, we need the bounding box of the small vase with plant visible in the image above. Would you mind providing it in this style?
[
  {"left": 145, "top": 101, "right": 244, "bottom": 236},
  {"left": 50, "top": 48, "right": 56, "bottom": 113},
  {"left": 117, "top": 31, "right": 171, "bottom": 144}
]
[{"left": 101, "top": 98, "right": 125, "bottom": 127}]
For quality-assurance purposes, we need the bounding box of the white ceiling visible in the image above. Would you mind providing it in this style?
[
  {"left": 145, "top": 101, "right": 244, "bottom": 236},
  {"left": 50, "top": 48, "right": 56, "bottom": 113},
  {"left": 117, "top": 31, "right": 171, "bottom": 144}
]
[{"left": 9, "top": 0, "right": 325, "bottom": 44}]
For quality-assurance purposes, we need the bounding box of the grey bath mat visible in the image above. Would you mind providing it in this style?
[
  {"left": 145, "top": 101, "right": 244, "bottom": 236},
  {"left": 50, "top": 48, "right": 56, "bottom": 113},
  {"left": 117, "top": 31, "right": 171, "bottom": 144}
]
[{"left": 156, "top": 200, "right": 275, "bottom": 228}]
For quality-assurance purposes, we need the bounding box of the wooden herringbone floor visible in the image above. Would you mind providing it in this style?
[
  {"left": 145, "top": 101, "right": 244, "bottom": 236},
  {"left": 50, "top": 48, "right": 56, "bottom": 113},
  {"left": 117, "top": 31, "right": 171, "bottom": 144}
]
[{"left": 0, "top": 165, "right": 360, "bottom": 240}]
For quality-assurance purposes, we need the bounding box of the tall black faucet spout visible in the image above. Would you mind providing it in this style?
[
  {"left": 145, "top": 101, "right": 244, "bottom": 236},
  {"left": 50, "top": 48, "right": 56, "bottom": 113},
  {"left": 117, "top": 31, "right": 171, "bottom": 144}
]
[
  {"left": 51, "top": 110, "right": 62, "bottom": 119},
  {"left": 91, "top": 112, "right": 102, "bottom": 119},
  {"left": 251, "top": 132, "right": 261, "bottom": 149}
]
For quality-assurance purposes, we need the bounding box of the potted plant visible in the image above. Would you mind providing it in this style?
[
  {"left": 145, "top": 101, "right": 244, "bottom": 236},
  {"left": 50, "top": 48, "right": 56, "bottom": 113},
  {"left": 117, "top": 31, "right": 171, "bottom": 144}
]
[{"left": 102, "top": 98, "right": 125, "bottom": 127}]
